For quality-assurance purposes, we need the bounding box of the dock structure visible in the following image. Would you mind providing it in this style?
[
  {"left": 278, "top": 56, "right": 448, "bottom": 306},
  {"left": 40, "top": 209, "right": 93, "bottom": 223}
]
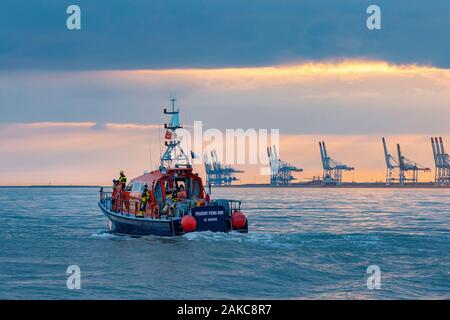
[
  {"left": 396, "top": 143, "right": 430, "bottom": 184},
  {"left": 267, "top": 145, "right": 302, "bottom": 186},
  {"left": 431, "top": 137, "right": 450, "bottom": 185},
  {"left": 204, "top": 149, "right": 243, "bottom": 186},
  {"left": 319, "top": 141, "right": 354, "bottom": 184},
  {"left": 382, "top": 137, "right": 400, "bottom": 185}
]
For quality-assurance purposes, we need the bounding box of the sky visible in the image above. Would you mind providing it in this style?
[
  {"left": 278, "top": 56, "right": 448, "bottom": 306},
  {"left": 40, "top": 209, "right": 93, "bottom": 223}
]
[{"left": 0, "top": 1, "right": 449, "bottom": 185}]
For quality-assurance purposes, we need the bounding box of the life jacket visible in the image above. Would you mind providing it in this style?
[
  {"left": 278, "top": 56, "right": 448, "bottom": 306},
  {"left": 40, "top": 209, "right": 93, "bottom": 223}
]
[
  {"left": 141, "top": 190, "right": 150, "bottom": 203},
  {"left": 119, "top": 175, "right": 127, "bottom": 184},
  {"left": 177, "top": 190, "right": 187, "bottom": 201},
  {"left": 195, "top": 200, "right": 205, "bottom": 207},
  {"left": 112, "top": 185, "right": 118, "bottom": 197}
]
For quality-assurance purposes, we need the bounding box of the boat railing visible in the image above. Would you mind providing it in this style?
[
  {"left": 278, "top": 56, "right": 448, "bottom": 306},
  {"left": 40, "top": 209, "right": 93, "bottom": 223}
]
[
  {"left": 213, "top": 198, "right": 241, "bottom": 213},
  {"left": 99, "top": 187, "right": 143, "bottom": 217},
  {"left": 99, "top": 187, "right": 111, "bottom": 207},
  {"left": 227, "top": 199, "right": 242, "bottom": 209},
  {"left": 99, "top": 187, "right": 240, "bottom": 218},
  {"left": 99, "top": 187, "right": 168, "bottom": 219}
]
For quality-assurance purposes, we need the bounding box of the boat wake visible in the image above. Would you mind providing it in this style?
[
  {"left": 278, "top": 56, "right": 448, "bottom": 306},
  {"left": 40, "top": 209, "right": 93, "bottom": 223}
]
[
  {"left": 90, "top": 230, "right": 134, "bottom": 240},
  {"left": 182, "top": 230, "right": 299, "bottom": 249}
]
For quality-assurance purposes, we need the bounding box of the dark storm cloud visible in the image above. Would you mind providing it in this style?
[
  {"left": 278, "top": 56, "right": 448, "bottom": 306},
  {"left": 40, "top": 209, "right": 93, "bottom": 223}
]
[{"left": 0, "top": 0, "right": 449, "bottom": 70}]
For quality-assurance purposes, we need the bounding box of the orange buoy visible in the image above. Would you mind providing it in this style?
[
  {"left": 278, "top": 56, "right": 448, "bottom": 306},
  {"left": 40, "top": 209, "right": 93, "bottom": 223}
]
[
  {"left": 231, "top": 211, "right": 247, "bottom": 229},
  {"left": 181, "top": 215, "right": 197, "bottom": 232}
]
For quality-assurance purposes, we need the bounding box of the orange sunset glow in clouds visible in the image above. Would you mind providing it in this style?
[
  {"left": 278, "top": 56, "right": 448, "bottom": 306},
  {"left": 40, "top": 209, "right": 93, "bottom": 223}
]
[{"left": 1, "top": 61, "right": 449, "bottom": 185}]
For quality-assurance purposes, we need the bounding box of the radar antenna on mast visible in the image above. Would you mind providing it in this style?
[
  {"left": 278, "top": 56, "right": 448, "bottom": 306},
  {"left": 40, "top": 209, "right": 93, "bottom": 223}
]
[{"left": 160, "top": 99, "right": 191, "bottom": 169}]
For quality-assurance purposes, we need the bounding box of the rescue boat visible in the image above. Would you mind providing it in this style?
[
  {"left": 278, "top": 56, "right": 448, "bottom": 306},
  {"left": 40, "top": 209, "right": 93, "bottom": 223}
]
[{"left": 98, "top": 99, "right": 248, "bottom": 236}]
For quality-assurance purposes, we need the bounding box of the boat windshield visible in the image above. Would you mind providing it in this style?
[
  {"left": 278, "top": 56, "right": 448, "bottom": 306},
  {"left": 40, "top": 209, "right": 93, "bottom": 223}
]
[
  {"left": 163, "top": 177, "right": 196, "bottom": 199},
  {"left": 131, "top": 182, "right": 147, "bottom": 192},
  {"left": 192, "top": 179, "right": 201, "bottom": 197},
  {"left": 125, "top": 181, "right": 146, "bottom": 192},
  {"left": 154, "top": 182, "right": 164, "bottom": 203}
]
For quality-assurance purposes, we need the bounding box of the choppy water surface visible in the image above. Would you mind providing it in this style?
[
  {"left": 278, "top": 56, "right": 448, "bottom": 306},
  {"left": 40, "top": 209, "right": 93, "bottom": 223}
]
[{"left": 0, "top": 187, "right": 449, "bottom": 299}]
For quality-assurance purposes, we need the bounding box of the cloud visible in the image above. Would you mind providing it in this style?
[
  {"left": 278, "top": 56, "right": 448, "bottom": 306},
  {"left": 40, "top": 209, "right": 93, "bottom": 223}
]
[
  {"left": 0, "top": 121, "right": 163, "bottom": 185},
  {"left": 0, "top": 0, "right": 449, "bottom": 70},
  {"left": 17, "top": 122, "right": 96, "bottom": 128},
  {"left": 1, "top": 61, "right": 449, "bottom": 134},
  {"left": 103, "top": 123, "right": 161, "bottom": 130}
]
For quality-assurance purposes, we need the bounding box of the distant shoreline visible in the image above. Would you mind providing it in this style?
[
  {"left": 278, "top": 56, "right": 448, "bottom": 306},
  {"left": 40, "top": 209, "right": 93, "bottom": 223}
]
[
  {"left": 1, "top": 182, "right": 449, "bottom": 189},
  {"left": 213, "top": 182, "right": 450, "bottom": 189},
  {"left": 0, "top": 185, "right": 102, "bottom": 188}
]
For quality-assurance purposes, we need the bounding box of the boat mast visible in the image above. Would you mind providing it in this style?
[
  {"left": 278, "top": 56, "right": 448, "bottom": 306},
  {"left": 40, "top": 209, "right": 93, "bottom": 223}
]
[{"left": 160, "top": 99, "right": 191, "bottom": 169}]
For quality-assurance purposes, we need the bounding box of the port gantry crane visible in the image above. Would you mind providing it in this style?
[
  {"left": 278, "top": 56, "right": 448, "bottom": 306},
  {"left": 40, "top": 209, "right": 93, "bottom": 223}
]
[
  {"left": 396, "top": 143, "right": 430, "bottom": 184},
  {"left": 382, "top": 137, "right": 400, "bottom": 185},
  {"left": 319, "top": 141, "right": 354, "bottom": 185},
  {"left": 383, "top": 137, "right": 430, "bottom": 185},
  {"left": 431, "top": 137, "right": 450, "bottom": 185},
  {"left": 267, "top": 145, "right": 303, "bottom": 186},
  {"left": 203, "top": 149, "right": 243, "bottom": 186}
]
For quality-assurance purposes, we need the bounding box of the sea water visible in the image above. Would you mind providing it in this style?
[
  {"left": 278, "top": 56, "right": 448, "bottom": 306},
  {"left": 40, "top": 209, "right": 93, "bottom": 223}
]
[{"left": 0, "top": 187, "right": 448, "bottom": 299}]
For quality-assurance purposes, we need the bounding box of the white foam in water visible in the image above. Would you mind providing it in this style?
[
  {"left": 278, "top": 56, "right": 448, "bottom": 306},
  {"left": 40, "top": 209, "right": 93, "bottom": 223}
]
[
  {"left": 91, "top": 231, "right": 131, "bottom": 240},
  {"left": 182, "top": 230, "right": 297, "bottom": 249}
]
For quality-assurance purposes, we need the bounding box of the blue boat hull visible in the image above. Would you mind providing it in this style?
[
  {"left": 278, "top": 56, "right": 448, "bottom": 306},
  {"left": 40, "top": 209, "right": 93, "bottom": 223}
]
[
  {"left": 98, "top": 202, "right": 179, "bottom": 236},
  {"left": 98, "top": 201, "right": 248, "bottom": 237}
]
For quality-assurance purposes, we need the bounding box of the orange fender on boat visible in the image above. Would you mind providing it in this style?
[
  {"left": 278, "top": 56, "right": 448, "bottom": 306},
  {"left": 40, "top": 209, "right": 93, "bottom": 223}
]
[
  {"left": 231, "top": 211, "right": 247, "bottom": 229},
  {"left": 181, "top": 215, "right": 197, "bottom": 232}
]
